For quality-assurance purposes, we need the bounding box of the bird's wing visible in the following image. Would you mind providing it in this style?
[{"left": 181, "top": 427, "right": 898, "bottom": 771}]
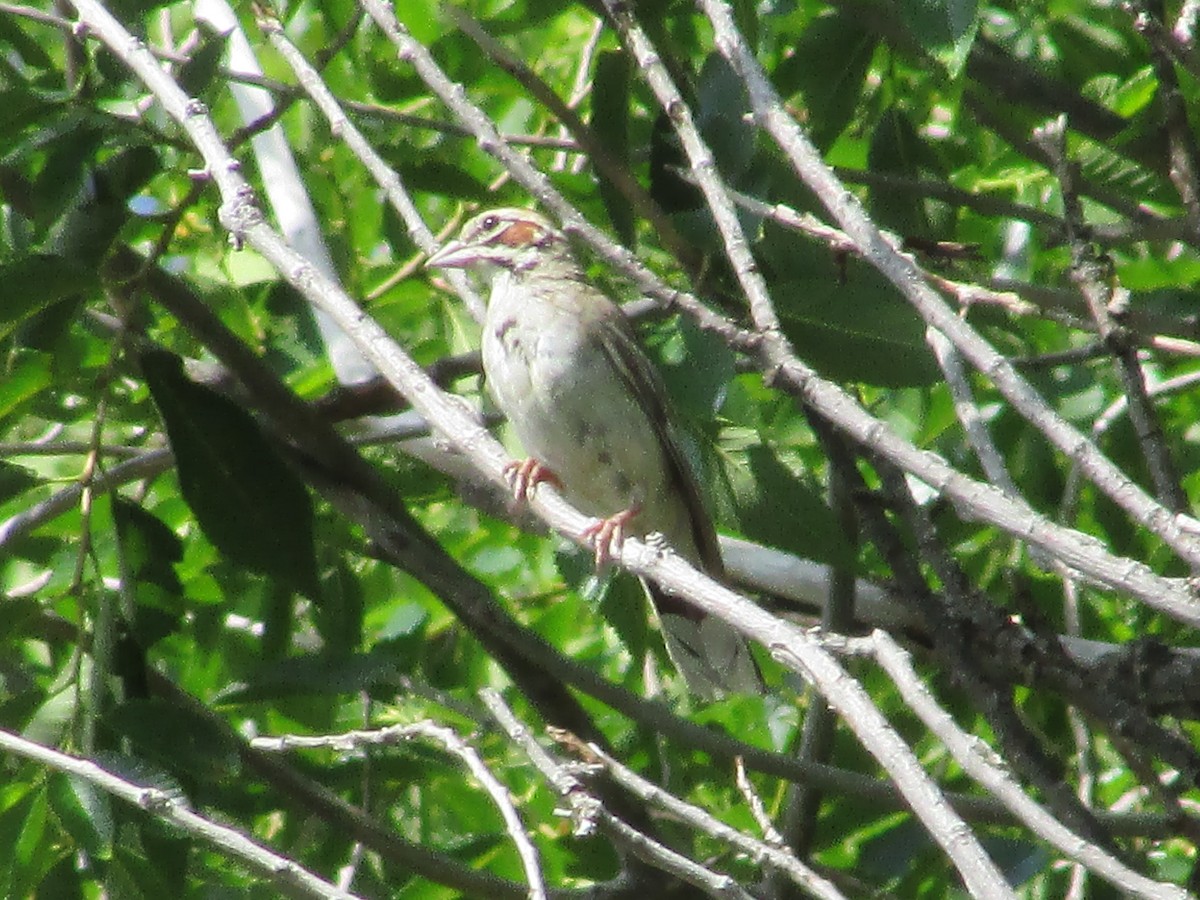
[
  {"left": 589, "top": 303, "right": 725, "bottom": 576},
  {"left": 583, "top": 295, "right": 763, "bottom": 697}
]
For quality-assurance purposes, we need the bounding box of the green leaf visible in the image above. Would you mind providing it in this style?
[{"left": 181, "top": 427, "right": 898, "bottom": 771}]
[
  {"left": 220, "top": 650, "right": 405, "bottom": 702},
  {"left": 696, "top": 53, "right": 755, "bottom": 179},
  {"left": 20, "top": 686, "right": 74, "bottom": 749},
  {"left": 776, "top": 268, "right": 939, "bottom": 387},
  {"left": 48, "top": 773, "right": 113, "bottom": 861},
  {"left": 113, "top": 498, "right": 185, "bottom": 647},
  {"left": 650, "top": 314, "right": 736, "bottom": 421},
  {"left": 597, "top": 571, "right": 651, "bottom": 670},
  {"left": 395, "top": 0, "right": 442, "bottom": 43},
  {"left": 725, "top": 444, "right": 855, "bottom": 568},
  {"left": 0, "top": 256, "right": 97, "bottom": 341},
  {"left": 775, "top": 12, "right": 878, "bottom": 149},
  {"left": 0, "top": 786, "right": 32, "bottom": 897},
  {"left": 593, "top": 50, "right": 635, "bottom": 247},
  {"left": 867, "top": 107, "right": 935, "bottom": 237},
  {"left": 896, "top": 0, "right": 979, "bottom": 76},
  {"left": 10, "top": 784, "right": 50, "bottom": 898},
  {"left": 0, "top": 460, "right": 38, "bottom": 504},
  {"left": 140, "top": 350, "right": 320, "bottom": 599},
  {"left": 105, "top": 702, "right": 241, "bottom": 783},
  {"left": 1086, "top": 66, "right": 1156, "bottom": 118},
  {"left": 374, "top": 602, "right": 430, "bottom": 648},
  {"left": 1074, "top": 131, "right": 1173, "bottom": 207},
  {"left": 0, "top": 17, "right": 55, "bottom": 71},
  {"left": 136, "top": 819, "right": 191, "bottom": 896}
]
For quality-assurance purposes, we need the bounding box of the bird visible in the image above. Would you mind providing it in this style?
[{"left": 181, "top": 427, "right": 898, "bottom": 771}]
[{"left": 425, "top": 207, "right": 762, "bottom": 699}]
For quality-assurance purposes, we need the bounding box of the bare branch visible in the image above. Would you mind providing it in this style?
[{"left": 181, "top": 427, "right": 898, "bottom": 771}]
[
  {"left": 872, "top": 632, "right": 1188, "bottom": 900},
  {"left": 253, "top": 723, "right": 547, "bottom": 899},
  {"left": 696, "top": 0, "right": 1200, "bottom": 618},
  {"left": 0, "top": 727, "right": 366, "bottom": 900}
]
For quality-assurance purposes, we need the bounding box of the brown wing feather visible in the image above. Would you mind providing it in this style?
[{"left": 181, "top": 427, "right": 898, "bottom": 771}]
[{"left": 590, "top": 306, "right": 725, "bottom": 576}]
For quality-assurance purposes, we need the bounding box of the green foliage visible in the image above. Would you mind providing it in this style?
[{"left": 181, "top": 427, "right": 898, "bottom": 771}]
[
  {"left": 775, "top": 266, "right": 942, "bottom": 387},
  {"left": 141, "top": 350, "right": 320, "bottom": 600},
  {"left": 774, "top": 10, "right": 878, "bottom": 150}
]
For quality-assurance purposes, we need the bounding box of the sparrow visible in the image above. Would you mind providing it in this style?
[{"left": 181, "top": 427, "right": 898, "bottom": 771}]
[{"left": 426, "top": 207, "right": 762, "bottom": 698}]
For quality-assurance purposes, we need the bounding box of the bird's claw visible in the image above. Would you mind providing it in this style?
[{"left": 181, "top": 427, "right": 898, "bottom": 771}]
[
  {"left": 581, "top": 504, "right": 642, "bottom": 568},
  {"left": 503, "top": 457, "right": 560, "bottom": 501}
]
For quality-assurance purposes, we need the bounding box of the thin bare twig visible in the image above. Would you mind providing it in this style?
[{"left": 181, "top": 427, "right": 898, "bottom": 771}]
[
  {"left": 1034, "top": 115, "right": 1186, "bottom": 512},
  {"left": 481, "top": 690, "right": 761, "bottom": 900},
  {"left": 253, "top": 722, "right": 547, "bottom": 899},
  {"left": 872, "top": 632, "right": 1188, "bottom": 900},
  {"left": 696, "top": 0, "right": 1200, "bottom": 616},
  {"left": 0, "top": 727, "right": 365, "bottom": 900},
  {"left": 580, "top": 735, "right": 847, "bottom": 899},
  {"left": 357, "top": 0, "right": 1200, "bottom": 617},
  {"left": 257, "top": 12, "right": 486, "bottom": 321}
]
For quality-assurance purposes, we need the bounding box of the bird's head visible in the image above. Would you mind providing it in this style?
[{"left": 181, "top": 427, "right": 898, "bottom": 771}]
[{"left": 425, "top": 208, "right": 571, "bottom": 275}]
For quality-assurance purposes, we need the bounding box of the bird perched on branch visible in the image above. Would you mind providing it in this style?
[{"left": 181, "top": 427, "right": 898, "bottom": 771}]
[{"left": 426, "top": 207, "right": 762, "bottom": 698}]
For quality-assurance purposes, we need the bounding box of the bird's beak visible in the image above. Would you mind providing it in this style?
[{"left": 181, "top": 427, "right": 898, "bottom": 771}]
[{"left": 425, "top": 239, "right": 473, "bottom": 270}]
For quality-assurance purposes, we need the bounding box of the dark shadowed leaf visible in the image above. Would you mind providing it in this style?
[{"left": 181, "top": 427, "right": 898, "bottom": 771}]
[
  {"left": 42, "top": 145, "right": 159, "bottom": 266},
  {"left": 113, "top": 498, "right": 185, "bottom": 647},
  {"left": 105, "top": 703, "right": 241, "bottom": 783},
  {"left": 650, "top": 112, "right": 702, "bottom": 213},
  {"left": 696, "top": 53, "right": 755, "bottom": 179},
  {"left": 593, "top": 50, "right": 636, "bottom": 247},
  {"left": 0, "top": 255, "right": 97, "bottom": 341},
  {"left": 219, "top": 650, "right": 405, "bottom": 702},
  {"left": 140, "top": 350, "right": 320, "bottom": 599},
  {"left": 0, "top": 460, "right": 38, "bottom": 504},
  {"left": 867, "top": 107, "right": 936, "bottom": 237},
  {"left": 314, "top": 562, "right": 365, "bottom": 656},
  {"left": 897, "top": 0, "right": 979, "bottom": 75},
  {"left": 775, "top": 12, "right": 878, "bottom": 149},
  {"left": 177, "top": 26, "right": 228, "bottom": 97}
]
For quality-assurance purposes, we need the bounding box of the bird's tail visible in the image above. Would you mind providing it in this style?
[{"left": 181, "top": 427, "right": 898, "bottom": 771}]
[{"left": 648, "top": 581, "right": 764, "bottom": 699}]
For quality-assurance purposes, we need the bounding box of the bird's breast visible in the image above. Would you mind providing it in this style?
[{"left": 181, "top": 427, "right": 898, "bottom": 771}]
[{"left": 480, "top": 279, "right": 695, "bottom": 553}]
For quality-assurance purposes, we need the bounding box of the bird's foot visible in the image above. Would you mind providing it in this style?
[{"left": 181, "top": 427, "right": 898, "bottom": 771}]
[
  {"left": 503, "top": 457, "right": 560, "bottom": 501},
  {"left": 581, "top": 504, "right": 642, "bottom": 568}
]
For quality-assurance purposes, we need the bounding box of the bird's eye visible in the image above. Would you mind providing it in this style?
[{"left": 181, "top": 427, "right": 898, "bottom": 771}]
[{"left": 481, "top": 215, "right": 499, "bottom": 230}]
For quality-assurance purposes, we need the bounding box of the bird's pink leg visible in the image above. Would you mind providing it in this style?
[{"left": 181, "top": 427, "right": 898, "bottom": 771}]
[
  {"left": 503, "top": 457, "right": 561, "bottom": 500},
  {"left": 581, "top": 504, "right": 642, "bottom": 568}
]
